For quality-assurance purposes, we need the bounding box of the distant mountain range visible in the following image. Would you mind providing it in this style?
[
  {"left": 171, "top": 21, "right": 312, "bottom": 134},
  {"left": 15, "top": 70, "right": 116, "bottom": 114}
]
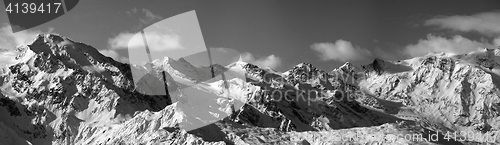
[{"left": 0, "top": 34, "right": 498, "bottom": 144}]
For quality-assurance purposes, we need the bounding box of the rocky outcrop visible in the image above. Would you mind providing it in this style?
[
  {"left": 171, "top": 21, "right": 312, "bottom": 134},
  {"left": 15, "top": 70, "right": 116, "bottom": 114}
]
[
  {"left": 0, "top": 34, "right": 172, "bottom": 145},
  {"left": 351, "top": 48, "right": 500, "bottom": 143}
]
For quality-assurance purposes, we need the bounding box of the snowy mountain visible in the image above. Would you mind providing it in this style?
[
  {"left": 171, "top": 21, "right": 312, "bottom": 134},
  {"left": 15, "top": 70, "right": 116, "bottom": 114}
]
[
  {"left": 0, "top": 34, "right": 499, "bottom": 144},
  {"left": 339, "top": 48, "right": 500, "bottom": 144},
  {"left": 0, "top": 34, "right": 172, "bottom": 145}
]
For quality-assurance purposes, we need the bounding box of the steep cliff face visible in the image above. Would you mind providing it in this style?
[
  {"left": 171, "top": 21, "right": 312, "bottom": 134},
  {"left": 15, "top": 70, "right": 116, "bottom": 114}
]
[
  {"left": 230, "top": 61, "right": 399, "bottom": 133},
  {"left": 0, "top": 34, "right": 252, "bottom": 145},
  {"left": 350, "top": 48, "right": 500, "bottom": 142},
  {"left": 0, "top": 34, "right": 173, "bottom": 145}
]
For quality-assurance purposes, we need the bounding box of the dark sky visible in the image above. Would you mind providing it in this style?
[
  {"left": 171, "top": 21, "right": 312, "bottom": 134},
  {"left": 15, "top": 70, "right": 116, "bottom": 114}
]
[{"left": 1, "top": 0, "right": 499, "bottom": 71}]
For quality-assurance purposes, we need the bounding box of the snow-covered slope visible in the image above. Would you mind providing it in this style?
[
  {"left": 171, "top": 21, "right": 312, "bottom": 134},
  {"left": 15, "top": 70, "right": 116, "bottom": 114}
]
[
  {"left": 1, "top": 34, "right": 498, "bottom": 144},
  {"left": 0, "top": 34, "right": 250, "bottom": 145},
  {"left": 345, "top": 48, "right": 500, "bottom": 144},
  {"left": 0, "top": 34, "right": 174, "bottom": 145}
]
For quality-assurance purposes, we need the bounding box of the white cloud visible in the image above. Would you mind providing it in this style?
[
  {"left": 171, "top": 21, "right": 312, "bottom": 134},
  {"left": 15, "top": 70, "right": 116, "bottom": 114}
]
[
  {"left": 241, "top": 52, "right": 282, "bottom": 69},
  {"left": 0, "top": 24, "right": 54, "bottom": 50},
  {"left": 140, "top": 9, "right": 163, "bottom": 25},
  {"left": 126, "top": 8, "right": 163, "bottom": 28},
  {"left": 308, "top": 12, "right": 500, "bottom": 63},
  {"left": 494, "top": 37, "right": 500, "bottom": 47},
  {"left": 99, "top": 49, "right": 129, "bottom": 63},
  {"left": 311, "top": 40, "right": 374, "bottom": 64},
  {"left": 110, "top": 8, "right": 182, "bottom": 51},
  {"left": 108, "top": 31, "right": 183, "bottom": 51},
  {"left": 404, "top": 34, "right": 496, "bottom": 57},
  {"left": 310, "top": 36, "right": 499, "bottom": 63},
  {"left": 425, "top": 11, "right": 500, "bottom": 36}
]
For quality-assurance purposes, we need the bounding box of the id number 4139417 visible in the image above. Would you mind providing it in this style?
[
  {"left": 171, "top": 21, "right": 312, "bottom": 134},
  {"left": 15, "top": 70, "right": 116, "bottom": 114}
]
[{"left": 5, "top": 2, "right": 62, "bottom": 14}]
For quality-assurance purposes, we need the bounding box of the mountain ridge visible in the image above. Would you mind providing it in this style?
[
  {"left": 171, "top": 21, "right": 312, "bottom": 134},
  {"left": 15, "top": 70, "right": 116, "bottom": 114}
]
[{"left": 1, "top": 34, "right": 499, "bottom": 144}]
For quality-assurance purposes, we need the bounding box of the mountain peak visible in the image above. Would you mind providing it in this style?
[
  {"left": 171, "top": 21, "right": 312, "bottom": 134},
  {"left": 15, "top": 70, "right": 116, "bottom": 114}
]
[
  {"left": 167, "top": 56, "right": 175, "bottom": 62},
  {"left": 43, "top": 33, "right": 65, "bottom": 42},
  {"left": 178, "top": 57, "right": 189, "bottom": 64},
  {"left": 30, "top": 34, "right": 66, "bottom": 46},
  {"left": 288, "top": 62, "right": 322, "bottom": 73},
  {"left": 151, "top": 57, "right": 181, "bottom": 67},
  {"left": 26, "top": 34, "right": 105, "bottom": 56},
  {"left": 153, "top": 57, "right": 193, "bottom": 65},
  {"left": 295, "top": 62, "right": 315, "bottom": 68},
  {"left": 231, "top": 61, "right": 251, "bottom": 68},
  {"left": 339, "top": 62, "right": 352, "bottom": 69},
  {"left": 333, "top": 61, "right": 358, "bottom": 75}
]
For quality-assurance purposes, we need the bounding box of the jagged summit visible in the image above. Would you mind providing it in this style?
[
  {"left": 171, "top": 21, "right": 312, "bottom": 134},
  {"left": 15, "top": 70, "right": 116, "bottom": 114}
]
[
  {"left": 295, "top": 62, "right": 315, "bottom": 68},
  {"left": 286, "top": 62, "right": 323, "bottom": 74},
  {"left": 226, "top": 60, "right": 248, "bottom": 67},
  {"left": 0, "top": 34, "right": 175, "bottom": 145},
  {"left": 28, "top": 34, "right": 89, "bottom": 53},
  {"left": 17, "top": 33, "right": 123, "bottom": 69},
  {"left": 336, "top": 62, "right": 353, "bottom": 72},
  {"left": 353, "top": 48, "right": 500, "bottom": 140},
  {"left": 152, "top": 56, "right": 179, "bottom": 65}
]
